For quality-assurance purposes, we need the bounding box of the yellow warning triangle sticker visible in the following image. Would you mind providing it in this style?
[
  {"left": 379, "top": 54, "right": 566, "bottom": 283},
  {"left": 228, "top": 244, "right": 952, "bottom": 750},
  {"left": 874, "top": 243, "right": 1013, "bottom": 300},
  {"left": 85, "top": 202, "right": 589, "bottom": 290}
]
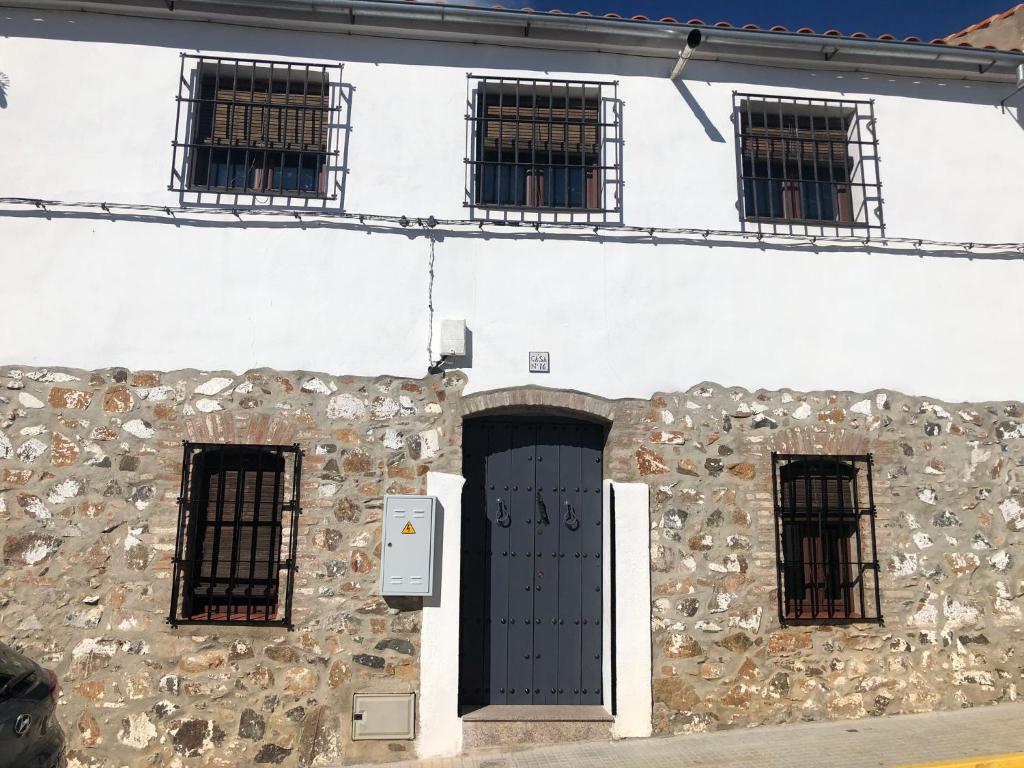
[{"left": 401, "top": 522, "right": 416, "bottom": 535}]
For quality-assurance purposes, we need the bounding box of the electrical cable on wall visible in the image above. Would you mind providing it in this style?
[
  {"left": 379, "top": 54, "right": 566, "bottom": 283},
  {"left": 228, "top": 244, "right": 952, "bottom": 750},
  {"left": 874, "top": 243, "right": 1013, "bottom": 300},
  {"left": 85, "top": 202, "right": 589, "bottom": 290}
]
[{"left": 2, "top": 197, "right": 1023, "bottom": 255}]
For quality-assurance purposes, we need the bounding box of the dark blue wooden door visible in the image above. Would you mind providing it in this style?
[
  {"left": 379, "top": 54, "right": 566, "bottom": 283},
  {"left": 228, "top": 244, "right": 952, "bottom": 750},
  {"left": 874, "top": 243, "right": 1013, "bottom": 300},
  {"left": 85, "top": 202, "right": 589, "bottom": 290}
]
[{"left": 459, "top": 417, "right": 605, "bottom": 708}]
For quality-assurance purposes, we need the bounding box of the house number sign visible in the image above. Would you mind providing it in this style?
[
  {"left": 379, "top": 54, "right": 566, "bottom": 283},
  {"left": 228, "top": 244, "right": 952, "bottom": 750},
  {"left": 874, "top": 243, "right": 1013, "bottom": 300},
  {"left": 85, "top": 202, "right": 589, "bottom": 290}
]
[{"left": 529, "top": 352, "right": 550, "bottom": 373}]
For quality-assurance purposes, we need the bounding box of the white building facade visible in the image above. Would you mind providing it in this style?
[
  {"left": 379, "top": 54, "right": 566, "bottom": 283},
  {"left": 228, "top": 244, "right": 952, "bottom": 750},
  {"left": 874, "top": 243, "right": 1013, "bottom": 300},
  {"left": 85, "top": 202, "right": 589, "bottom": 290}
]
[{"left": 2, "top": 2, "right": 1024, "bottom": 766}]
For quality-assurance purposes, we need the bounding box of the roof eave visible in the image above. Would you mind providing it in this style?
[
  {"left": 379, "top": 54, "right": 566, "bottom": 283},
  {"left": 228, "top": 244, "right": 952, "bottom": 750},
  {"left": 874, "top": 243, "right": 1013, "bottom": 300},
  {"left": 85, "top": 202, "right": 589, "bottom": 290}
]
[{"left": 6, "top": 0, "right": 1023, "bottom": 81}]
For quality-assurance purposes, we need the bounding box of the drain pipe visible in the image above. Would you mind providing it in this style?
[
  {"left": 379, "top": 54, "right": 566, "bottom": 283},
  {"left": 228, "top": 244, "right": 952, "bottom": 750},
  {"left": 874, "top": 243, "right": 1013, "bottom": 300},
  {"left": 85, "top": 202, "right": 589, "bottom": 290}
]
[{"left": 669, "top": 29, "right": 703, "bottom": 79}]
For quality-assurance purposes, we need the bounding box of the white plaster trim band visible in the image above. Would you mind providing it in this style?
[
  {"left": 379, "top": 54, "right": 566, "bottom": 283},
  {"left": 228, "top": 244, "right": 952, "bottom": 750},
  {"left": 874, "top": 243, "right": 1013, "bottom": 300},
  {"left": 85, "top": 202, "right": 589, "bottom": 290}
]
[
  {"left": 417, "top": 471, "right": 466, "bottom": 758},
  {"left": 610, "top": 481, "right": 653, "bottom": 739}
]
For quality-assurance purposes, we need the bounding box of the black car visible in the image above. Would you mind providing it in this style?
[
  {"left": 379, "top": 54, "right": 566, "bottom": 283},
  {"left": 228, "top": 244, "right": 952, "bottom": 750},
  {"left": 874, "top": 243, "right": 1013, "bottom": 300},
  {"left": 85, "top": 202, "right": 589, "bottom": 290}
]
[{"left": 0, "top": 642, "right": 65, "bottom": 768}]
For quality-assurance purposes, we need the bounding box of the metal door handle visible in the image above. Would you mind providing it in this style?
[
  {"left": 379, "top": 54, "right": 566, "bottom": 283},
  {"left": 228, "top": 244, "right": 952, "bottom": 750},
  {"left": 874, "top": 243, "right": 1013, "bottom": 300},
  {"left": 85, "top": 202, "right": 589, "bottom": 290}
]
[
  {"left": 495, "top": 498, "right": 510, "bottom": 527},
  {"left": 536, "top": 491, "right": 550, "bottom": 525},
  {"left": 564, "top": 500, "right": 579, "bottom": 531}
]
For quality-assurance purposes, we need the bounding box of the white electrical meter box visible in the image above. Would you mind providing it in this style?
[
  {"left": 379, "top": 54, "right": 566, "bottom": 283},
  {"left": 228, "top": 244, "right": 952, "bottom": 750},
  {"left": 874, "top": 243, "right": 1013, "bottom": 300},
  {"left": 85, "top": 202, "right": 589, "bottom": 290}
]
[
  {"left": 440, "top": 318, "right": 467, "bottom": 356},
  {"left": 351, "top": 693, "right": 416, "bottom": 740},
  {"left": 379, "top": 495, "right": 437, "bottom": 596}
]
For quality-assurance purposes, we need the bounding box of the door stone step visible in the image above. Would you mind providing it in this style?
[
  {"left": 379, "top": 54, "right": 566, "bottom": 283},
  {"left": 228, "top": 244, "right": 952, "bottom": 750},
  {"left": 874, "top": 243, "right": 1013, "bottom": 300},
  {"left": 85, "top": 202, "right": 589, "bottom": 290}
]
[{"left": 461, "top": 706, "right": 613, "bottom": 750}]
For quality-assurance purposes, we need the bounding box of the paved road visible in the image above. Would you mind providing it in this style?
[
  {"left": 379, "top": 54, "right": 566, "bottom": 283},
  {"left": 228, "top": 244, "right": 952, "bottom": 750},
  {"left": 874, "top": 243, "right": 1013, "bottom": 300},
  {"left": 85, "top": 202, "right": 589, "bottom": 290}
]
[{"left": 351, "top": 702, "right": 1024, "bottom": 768}]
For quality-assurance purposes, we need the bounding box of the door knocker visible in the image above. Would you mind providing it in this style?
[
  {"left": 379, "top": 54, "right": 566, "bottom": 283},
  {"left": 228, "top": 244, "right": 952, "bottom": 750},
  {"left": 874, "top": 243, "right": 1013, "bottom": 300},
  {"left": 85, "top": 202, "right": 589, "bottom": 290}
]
[
  {"left": 563, "top": 500, "right": 579, "bottom": 531},
  {"left": 495, "top": 497, "right": 511, "bottom": 527}
]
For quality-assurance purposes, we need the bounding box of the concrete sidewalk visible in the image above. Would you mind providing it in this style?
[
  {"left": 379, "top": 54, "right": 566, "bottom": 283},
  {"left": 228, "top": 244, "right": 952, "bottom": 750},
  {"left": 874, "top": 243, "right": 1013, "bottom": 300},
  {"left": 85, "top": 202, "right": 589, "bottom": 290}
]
[{"left": 353, "top": 703, "right": 1024, "bottom": 768}]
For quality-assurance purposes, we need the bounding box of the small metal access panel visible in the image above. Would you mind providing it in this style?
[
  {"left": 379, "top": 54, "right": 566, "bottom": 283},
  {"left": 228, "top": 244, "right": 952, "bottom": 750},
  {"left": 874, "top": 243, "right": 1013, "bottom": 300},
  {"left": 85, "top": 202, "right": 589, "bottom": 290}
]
[
  {"left": 379, "top": 495, "right": 437, "bottom": 596},
  {"left": 351, "top": 693, "right": 416, "bottom": 740}
]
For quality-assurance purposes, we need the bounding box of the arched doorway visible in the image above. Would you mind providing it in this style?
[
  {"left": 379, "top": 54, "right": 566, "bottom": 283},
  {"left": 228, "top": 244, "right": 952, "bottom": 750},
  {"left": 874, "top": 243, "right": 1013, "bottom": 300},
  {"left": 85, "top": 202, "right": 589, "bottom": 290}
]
[{"left": 458, "top": 413, "right": 607, "bottom": 711}]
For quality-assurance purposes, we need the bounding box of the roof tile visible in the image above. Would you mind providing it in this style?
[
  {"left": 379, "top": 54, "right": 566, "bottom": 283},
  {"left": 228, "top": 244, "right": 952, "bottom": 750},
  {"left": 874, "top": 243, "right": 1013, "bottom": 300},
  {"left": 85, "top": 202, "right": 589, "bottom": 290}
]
[{"left": 425, "top": 1, "right": 1024, "bottom": 53}]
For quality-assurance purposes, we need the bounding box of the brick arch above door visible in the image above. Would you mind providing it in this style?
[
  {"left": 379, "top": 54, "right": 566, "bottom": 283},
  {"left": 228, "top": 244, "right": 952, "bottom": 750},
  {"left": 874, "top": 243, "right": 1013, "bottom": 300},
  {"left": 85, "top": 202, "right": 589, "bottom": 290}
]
[{"left": 460, "top": 386, "right": 617, "bottom": 423}]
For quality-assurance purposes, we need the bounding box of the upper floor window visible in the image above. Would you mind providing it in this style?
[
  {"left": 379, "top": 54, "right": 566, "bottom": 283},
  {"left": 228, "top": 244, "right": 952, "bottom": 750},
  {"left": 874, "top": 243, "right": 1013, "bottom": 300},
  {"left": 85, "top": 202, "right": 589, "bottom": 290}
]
[
  {"left": 168, "top": 443, "right": 302, "bottom": 628},
  {"left": 171, "top": 55, "right": 347, "bottom": 206},
  {"left": 466, "top": 76, "right": 622, "bottom": 223},
  {"left": 771, "top": 453, "right": 883, "bottom": 626},
  {"left": 735, "top": 95, "right": 883, "bottom": 236}
]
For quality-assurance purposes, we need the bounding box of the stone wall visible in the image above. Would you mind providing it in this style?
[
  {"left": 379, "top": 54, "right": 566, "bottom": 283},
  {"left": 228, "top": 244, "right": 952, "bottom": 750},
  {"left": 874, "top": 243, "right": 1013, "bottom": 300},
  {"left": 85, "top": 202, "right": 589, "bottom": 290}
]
[
  {"left": 612, "top": 386, "right": 1024, "bottom": 734},
  {"left": 2, "top": 366, "right": 1022, "bottom": 766},
  {"left": 0, "top": 366, "right": 464, "bottom": 767}
]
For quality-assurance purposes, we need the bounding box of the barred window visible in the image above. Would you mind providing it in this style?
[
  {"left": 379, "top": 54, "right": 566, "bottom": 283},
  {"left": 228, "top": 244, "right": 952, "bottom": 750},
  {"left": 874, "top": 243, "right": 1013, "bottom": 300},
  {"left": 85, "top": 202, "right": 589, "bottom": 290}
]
[
  {"left": 169, "top": 443, "right": 302, "bottom": 628},
  {"left": 771, "top": 453, "right": 882, "bottom": 625},
  {"left": 466, "top": 76, "right": 622, "bottom": 222},
  {"left": 171, "top": 55, "right": 344, "bottom": 203},
  {"left": 735, "top": 94, "right": 883, "bottom": 236}
]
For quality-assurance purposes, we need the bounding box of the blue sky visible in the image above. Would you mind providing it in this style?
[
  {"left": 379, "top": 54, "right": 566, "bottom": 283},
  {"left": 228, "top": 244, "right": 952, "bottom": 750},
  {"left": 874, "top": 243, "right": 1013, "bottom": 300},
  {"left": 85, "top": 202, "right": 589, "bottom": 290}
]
[{"left": 462, "top": 1, "right": 1006, "bottom": 41}]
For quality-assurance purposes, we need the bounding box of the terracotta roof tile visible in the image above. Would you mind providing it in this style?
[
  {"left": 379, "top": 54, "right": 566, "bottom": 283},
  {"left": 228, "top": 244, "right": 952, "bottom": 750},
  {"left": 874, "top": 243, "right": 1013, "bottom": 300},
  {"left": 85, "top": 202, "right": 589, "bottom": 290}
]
[
  {"left": 945, "top": 2, "right": 1024, "bottom": 41},
  {"left": 433, "top": 1, "right": 1024, "bottom": 53}
]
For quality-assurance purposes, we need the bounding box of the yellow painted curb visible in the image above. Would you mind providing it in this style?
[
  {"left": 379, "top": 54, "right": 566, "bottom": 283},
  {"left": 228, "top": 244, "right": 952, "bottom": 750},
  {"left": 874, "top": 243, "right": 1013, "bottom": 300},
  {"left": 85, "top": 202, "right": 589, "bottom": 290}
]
[{"left": 895, "top": 753, "right": 1024, "bottom": 768}]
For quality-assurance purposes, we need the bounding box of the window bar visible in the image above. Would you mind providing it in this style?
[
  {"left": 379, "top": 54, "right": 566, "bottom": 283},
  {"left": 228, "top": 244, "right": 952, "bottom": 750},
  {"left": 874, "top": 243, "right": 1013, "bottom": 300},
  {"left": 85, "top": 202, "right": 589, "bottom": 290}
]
[
  {"left": 870, "top": 102, "right": 884, "bottom": 235},
  {"left": 833, "top": 456, "right": 850, "bottom": 617},
  {"left": 808, "top": 102, "right": 825, "bottom": 230},
  {"left": 530, "top": 82, "right": 538, "bottom": 211},
  {"left": 284, "top": 445, "right": 303, "bottom": 628},
  {"left": 229, "top": 59, "right": 242, "bottom": 196},
  {"left": 170, "top": 55, "right": 187, "bottom": 192},
  {"left": 265, "top": 446, "right": 283, "bottom": 623},
  {"left": 563, "top": 81, "right": 570, "bottom": 211},
  {"left": 204, "top": 59, "right": 223, "bottom": 194},
  {"left": 168, "top": 442, "right": 192, "bottom": 626},
  {"left": 205, "top": 445, "right": 229, "bottom": 621},
  {"left": 245, "top": 446, "right": 265, "bottom": 622},
  {"left": 742, "top": 99, "right": 757, "bottom": 224},
  {"left": 270, "top": 447, "right": 284, "bottom": 624},
  {"left": 850, "top": 462, "right": 866, "bottom": 618},
  {"left": 802, "top": 461, "right": 818, "bottom": 619},
  {"left": 771, "top": 453, "right": 785, "bottom": 626},
  {"left": 513, "top": 79, "right": 520, "bottom": 210},
  {"left": 825, "top": 101, "right": 838, "bottom": 232},
  {"left": 496, "top": 82, "right": 505, "bottom": 209},
  {"left": 298, "top": 64, "right": 310, "bottom": 196},
  {"left": 184, "top": 446, "right": 207, "bottom": 619},
  {"left": 276, "top": 64, "right": 290, "bottom": 195},
  {"left": 260, "top": 62, "right": 272, "bottom": 196},
  {"left": 466, "top": 75, "right": 474, "bottom": 211},
  {"left": 775, "top": 97, "right": 792, "bottom": 235},
  {"left": 866, "top": 454, "right": 882, "bottom": 621},
  {"left": 581, "top": 86, "right": 590, "bottom": 212},
  {"left": 852, "top": 105, "right": 867, "bottom": 228},
  {"left": 242, "top": 59, "right": 256, "bottom": 195},
  {"left": 759, "top": 101, "right": 774, "bottom": 222},
  {"left": 787, "top": 460, "right": 801, "bottom": 619},
  {"left": 845, "top": 458, "right": 858, "bottom": 616},
  {"left": 548, "top": 80, "right": 554, "bottom": 215},
  {"left": 225, "top": 449, "right": 247, "bottom": 621}
]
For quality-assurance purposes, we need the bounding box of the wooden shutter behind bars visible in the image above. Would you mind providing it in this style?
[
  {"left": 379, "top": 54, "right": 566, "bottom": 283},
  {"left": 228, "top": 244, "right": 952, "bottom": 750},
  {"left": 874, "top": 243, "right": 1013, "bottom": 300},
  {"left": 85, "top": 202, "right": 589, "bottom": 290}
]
[
  {"left": 741, "top": 126, "right": 851, "bottom": 164},
  {"left": 482, "top": 99, "right": 601, "bottom": 154},
  {"left": 779, "top": 461, "right": 857, "bottom": 513},
  {"left": 199, "top": 76, "right": 328, "bottom": 151},
  {"left": 187, "top": 450, "right": 285, "bottom": 620}
]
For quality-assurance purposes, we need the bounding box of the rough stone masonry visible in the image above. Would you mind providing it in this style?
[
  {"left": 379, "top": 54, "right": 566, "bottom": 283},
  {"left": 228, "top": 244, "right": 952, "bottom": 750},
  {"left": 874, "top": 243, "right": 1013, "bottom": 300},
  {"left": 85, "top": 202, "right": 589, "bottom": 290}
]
[{"left": 0, "top": 365, "right": 1021, "bottom": 766}]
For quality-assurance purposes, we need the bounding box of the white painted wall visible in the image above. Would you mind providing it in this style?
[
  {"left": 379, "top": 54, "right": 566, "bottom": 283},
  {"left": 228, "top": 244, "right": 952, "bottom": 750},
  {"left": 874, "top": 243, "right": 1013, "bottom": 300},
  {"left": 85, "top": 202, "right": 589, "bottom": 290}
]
[{"left": 2, "top": 7, "right": 1023, "bottom": 401}]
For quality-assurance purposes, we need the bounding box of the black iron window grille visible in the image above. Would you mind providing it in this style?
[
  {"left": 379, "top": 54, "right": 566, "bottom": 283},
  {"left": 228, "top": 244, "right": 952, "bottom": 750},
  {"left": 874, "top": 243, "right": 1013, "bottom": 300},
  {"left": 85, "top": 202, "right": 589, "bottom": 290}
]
[
  {"left": 170, "top": 55, "right": 346, "bottom": 205},
  {"left": 168, "top": 442, "right": 302, "bottom": 628},
  {"left": 771, "top": 453, "right": 882, "bottom": 626},
  {"left": 465, "top": 75, "right": 622, "bottom": 223},
  {"left": 734, "top": 94, "right": 884, "bottom": 237}
]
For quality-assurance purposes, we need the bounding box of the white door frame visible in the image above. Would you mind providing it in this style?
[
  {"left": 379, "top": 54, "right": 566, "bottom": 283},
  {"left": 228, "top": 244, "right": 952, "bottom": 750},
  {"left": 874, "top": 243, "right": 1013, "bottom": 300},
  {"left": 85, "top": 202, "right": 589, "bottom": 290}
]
[{"left": 417, "top": 472, "right": 651, "bottom": 759}]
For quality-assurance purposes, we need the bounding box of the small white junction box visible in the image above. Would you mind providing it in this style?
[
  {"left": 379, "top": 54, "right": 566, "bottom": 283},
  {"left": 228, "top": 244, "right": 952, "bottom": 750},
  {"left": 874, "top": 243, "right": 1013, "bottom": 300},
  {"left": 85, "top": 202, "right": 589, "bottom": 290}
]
[
  {"left": 352, "top": 692, "right": 416, "bottom": 740},
  {"left": 379, "top": 495, "right": 437, "bottom": 596},
  {"left": 440, "top": 318, "right": 467, "bottom": 356}
]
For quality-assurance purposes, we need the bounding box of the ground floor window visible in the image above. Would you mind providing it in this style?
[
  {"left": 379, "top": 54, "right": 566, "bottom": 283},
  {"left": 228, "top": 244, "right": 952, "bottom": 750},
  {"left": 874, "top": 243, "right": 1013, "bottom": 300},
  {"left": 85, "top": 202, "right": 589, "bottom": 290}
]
[
  {"left": 771, "top": 453, "right": 883, "bottom": 625},
  {"left": 168, "top": 442, "right": 302, "bottom": 628}
]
